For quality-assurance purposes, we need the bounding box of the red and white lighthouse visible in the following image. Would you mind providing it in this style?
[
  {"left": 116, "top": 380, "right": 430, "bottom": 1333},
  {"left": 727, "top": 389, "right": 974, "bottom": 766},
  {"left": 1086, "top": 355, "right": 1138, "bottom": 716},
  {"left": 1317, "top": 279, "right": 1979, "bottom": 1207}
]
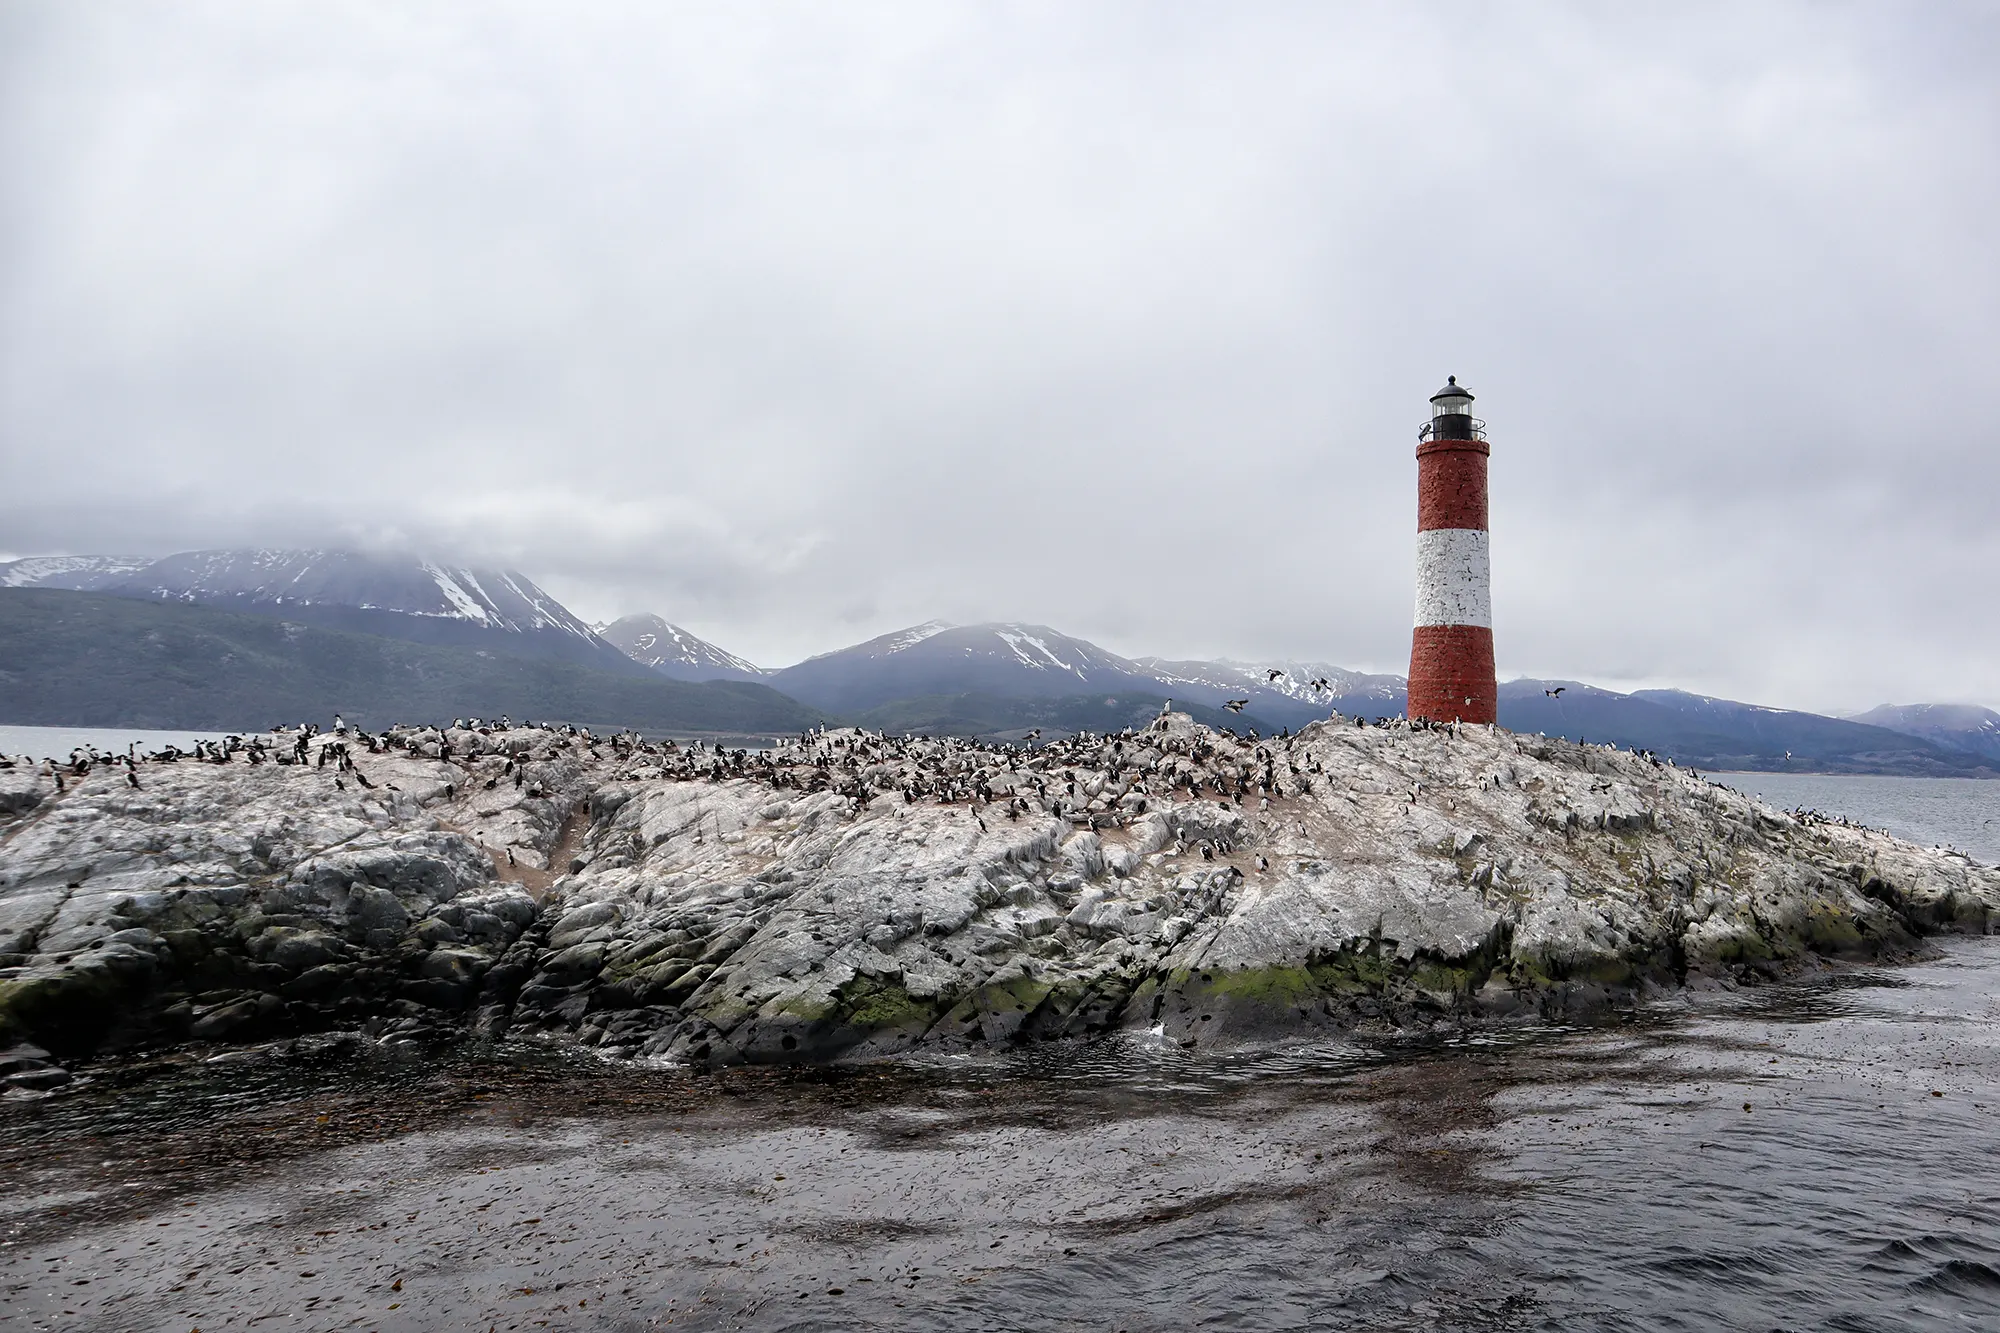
[{"left": 1409, "top": 376, "right": 1496, "bottom": 724}]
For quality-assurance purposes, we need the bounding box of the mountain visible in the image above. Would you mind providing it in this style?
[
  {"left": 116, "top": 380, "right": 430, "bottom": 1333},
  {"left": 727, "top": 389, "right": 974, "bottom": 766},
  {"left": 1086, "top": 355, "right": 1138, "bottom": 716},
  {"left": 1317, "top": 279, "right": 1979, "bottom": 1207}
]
[
  {"left": 595, "top": 614, "right": 767, "bottom": 683},
  {"left": 768, "top": 622, "right": 1165, "bottom": 713},
  {"left": 2, "top": 549, "right": 651, "bottom": 677},
  {"left": 1135, "top": 656, "right": 1405, "bottom": 726},
  {"left": 1848, "top": 703, "right": 2000, "bottom": 765},
  {"left": 12, "top": 556, "right": 1992, "bottom": 770},
  {"left": 851, "top": 692, "right": 1282, "bottom": 739},
  {"left": 766, "top": 621, "right": 1368, "bottom": 727},
  {"left": 1495, "top": 681, "right": 1993, "bottom": 776},
  {"left": 0, "top": 555, "right": 152, "bottom": 590},
  {"left": 0, "top": 588, "right": 826, "bottom": 735}
]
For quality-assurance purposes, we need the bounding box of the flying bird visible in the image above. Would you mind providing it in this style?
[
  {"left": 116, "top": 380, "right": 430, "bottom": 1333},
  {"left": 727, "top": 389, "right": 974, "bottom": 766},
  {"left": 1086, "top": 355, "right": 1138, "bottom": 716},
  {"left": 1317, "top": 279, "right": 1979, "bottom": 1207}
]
[
  {"left": 1266, "top": 669, "right": 1284, "bottom": 682},
  {"left": 1311, "top": 677, "right": 1331, "bottom": 693},
  {"left": 1545, "top": 687, "right": 1566, "bottom": 698},
  {"left": 1223, "top": 699, "right": 1248, "bottom": 713}
]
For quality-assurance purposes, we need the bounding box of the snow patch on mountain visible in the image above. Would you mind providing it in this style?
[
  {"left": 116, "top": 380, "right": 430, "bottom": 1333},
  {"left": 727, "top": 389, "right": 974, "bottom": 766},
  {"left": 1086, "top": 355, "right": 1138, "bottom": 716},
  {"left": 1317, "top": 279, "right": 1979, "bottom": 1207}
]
[
  {"left": 995, "top": 629, "right": 1091, "bottom": 677},
  {"left": 883, "top": 620, "right": 956, "bottom": 654},
  {"left": 0, "top": 555, "right": 152, "bottom": 590},
  {"left": 424, "top": 561, "right": 493, "bottom": 624}
]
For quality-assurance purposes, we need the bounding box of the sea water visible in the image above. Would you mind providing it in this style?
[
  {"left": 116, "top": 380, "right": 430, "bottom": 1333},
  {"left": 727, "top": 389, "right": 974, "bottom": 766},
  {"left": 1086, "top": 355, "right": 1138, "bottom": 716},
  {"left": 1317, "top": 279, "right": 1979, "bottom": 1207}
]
[
  {"left": 0, "top": 723, "right": 260, "bottom": 761},
  {"left": 1717, "top": 771, "right": 2000, "bottom": 867}
]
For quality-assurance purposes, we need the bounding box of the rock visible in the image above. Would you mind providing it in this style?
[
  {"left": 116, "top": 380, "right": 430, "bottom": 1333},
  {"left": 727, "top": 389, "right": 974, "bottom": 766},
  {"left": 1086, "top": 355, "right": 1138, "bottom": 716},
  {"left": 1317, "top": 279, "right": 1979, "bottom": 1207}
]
[
  {"left": 1060, "top": 832, "right": 1105, "bottom": 881},
  {"left": 0, "top": 730, "right": 563, "bottom": 1053},
  {"left": 0, "top": 1043, "right": 52, "bottom": 1074},
  {"left": 420, "top": 947, "right": 491, "bottom": 986},
  {"left": 5, "top": 1065, "right": 70, "bottom": 1091},
  {"left": 0, "top": 772, "right": 43, "bottom": 817},
  {"left": 1, "top": 718, "right": 1994, "bottom": 1067},
  {"left": 257, "top": 928, "right": 346, "bottom": 972}
]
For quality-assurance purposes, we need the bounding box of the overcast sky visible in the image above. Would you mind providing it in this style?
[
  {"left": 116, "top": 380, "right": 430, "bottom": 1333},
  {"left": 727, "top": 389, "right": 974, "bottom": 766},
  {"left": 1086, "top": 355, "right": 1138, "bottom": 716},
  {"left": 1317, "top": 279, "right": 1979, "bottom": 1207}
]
[{"left": 3, "top": 2, "right": 1996, "bottom": 712}]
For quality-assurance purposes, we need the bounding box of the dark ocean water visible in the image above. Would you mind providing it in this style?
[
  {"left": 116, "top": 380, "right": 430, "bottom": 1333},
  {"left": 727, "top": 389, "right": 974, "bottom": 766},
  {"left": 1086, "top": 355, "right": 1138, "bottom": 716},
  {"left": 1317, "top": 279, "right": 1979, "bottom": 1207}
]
[{"left": 4, "top": 788, "right": 1997, "bottom": 1331}]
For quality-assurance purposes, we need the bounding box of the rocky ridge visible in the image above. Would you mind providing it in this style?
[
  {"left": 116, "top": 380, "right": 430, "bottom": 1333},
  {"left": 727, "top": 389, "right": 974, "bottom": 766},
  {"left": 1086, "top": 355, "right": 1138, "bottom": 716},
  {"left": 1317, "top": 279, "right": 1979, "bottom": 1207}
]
[{"left": 2, "top": 713, "right": 1995, "bottom": 1085}]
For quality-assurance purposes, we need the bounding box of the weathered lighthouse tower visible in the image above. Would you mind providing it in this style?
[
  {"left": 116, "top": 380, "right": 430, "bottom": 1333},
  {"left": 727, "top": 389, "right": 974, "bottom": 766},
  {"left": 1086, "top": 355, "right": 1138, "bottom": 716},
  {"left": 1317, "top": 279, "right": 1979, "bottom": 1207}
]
[{"left": 1409, "top": 375, "right": 1496, "bottom": 724}]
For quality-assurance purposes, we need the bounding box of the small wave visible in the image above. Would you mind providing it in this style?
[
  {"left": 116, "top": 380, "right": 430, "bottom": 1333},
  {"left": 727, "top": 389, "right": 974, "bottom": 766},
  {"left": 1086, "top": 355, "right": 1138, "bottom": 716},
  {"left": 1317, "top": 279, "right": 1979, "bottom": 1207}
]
[
  {"left": 1641, "top": 1248, "right": 1781, "bottom": 1279},
  {"left": 1909, "top": 1258, "right": 2000, "bottom": 1297}
]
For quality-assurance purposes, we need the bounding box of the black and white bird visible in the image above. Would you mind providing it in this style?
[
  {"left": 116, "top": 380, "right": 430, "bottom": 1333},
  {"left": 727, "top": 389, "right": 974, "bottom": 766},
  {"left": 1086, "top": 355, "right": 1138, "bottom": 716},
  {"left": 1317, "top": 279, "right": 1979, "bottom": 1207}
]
[
  {"left": 1545, "top": 687, "right": 1566, "bottom": 698},
  {"left": 1266, "top": 669, "right": 1284, "bottom": 682},
  {"left": 1222, "top": 699, "right": 1248, "bottom": 713}
]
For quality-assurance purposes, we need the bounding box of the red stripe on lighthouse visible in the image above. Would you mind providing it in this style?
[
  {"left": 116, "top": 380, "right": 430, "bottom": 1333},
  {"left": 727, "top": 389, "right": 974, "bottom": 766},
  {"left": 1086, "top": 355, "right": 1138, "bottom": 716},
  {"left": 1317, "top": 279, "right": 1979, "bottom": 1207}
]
[
  {"left": 1416, "top": 438, "right": 1490, "bottom": 530},
  {"left": 1409, "top": 625, "right": 1496, "bottom": 723}
]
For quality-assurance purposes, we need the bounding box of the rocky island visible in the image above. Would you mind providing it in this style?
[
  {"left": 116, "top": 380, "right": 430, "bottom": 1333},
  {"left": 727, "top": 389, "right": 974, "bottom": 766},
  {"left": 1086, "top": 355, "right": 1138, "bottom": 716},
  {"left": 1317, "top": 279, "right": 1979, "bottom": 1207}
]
[{"left": 2, "top": 713, "right": 1996, "bottom": 1087}]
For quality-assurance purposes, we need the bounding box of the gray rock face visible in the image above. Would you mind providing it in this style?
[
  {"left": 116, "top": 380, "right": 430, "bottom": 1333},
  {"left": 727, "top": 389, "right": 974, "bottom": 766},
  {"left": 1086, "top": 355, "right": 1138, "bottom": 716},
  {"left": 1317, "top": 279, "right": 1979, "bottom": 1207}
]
[{"left": 2, "top": 716, "right": 1995, "bottom": 1066}]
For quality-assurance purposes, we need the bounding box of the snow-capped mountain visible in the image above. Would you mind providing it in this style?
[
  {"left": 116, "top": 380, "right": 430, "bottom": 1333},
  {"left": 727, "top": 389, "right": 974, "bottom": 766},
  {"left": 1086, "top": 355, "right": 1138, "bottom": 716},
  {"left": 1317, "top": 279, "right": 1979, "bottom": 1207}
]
[
  {"left": 766, "top": 622, "right": 1368, "bottom": 724},
  {"left": 1135, "top": 657, "right": 1406, "bottom": 712},
  {"left": 1848, "top": 703, "right": 2000, "bottom": 764},
  {"left": 596, "top": 614, "right": 767, "bottom": 683},
  {"left": 4, "top": 549, "right": 650, "bottom": 676},
  {"left": 121, "top": 550, "right": 599, "bottom": 633},
  {"left": 1492, "top": 681, "right": 1993, "bottom": 774},
  {"left": 768, "top": 622, "right": 1177, "bottom": 714},
  {"left": 0, "top": 555, "right": 152, "bottom": 589}
]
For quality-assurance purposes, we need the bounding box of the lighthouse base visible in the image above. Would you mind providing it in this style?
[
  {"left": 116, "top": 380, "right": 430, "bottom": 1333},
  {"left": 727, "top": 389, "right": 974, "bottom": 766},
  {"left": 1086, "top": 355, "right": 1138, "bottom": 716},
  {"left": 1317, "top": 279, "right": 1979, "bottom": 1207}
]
[{"left": 1409, "top": 624, "right": 1496, "bottom": 723}]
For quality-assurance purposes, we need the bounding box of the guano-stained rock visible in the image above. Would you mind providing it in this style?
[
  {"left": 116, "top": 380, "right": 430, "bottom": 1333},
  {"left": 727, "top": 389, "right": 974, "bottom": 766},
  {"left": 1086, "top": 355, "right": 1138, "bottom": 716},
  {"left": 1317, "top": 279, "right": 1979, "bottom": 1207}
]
[{"left": 0, "top": 715, "right": 1994, "bottom": 1070}]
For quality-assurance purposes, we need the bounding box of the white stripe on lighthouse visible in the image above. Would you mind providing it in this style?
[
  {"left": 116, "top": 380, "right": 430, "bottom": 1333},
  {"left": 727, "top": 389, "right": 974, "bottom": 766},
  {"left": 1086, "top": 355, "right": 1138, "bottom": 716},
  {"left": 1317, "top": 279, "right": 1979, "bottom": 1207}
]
[{"left": 1413, "top": 528, "right": 1491, "bottom": 628}]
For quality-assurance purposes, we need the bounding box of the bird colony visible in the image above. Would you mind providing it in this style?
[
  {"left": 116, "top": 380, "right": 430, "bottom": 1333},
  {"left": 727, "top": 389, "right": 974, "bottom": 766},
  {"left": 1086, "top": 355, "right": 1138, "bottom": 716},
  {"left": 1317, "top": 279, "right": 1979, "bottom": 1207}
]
[{"left": 1, "top": 712, "right": 1996, "bottom": 1084}]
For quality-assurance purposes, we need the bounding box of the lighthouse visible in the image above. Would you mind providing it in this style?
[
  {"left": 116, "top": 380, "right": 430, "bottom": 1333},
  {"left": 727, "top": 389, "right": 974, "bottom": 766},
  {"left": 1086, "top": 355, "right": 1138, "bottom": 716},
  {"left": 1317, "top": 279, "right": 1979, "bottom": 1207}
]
[{"left": 1409, "top": 376, "right": 1497, "bottom": 724}]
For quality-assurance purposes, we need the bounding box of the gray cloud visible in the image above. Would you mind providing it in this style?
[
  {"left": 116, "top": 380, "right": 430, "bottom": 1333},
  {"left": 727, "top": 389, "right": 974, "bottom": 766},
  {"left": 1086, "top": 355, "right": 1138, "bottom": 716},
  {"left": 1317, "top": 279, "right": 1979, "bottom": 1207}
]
[{"left": 3, "top": 2, "right": 1996, "bottom": 711}]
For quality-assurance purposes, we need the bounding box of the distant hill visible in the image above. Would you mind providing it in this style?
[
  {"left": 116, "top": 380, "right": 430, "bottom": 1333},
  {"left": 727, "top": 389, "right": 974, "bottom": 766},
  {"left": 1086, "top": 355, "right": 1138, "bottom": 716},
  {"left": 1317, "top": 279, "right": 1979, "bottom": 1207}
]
[
  {"left": 1134, "top": 656, "right": 1405, "bottom": 727},
  {"left": 0, "top": 589, "right": 827, "bottom": 735},
  {"left": 768, "top": 622, "right": 1150, "bottom": 713},
  {"left": 1848, "top": 703, "right": 2000, "bottom": 765},
  {"left": 1497, "top": 681, "right": 1994, "bottom": 776},
  {"left": 595, "top": 613, "right": 768, "bottom": 683},
  {"left": 852, "top": 692, "right": 1282, "bottom": 739},
  {"left": 765, "top": 620, "right": 1380, "bottom": 726},
  {"left": 1, "top": 548, "right": 651, "bottom": 677}
]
